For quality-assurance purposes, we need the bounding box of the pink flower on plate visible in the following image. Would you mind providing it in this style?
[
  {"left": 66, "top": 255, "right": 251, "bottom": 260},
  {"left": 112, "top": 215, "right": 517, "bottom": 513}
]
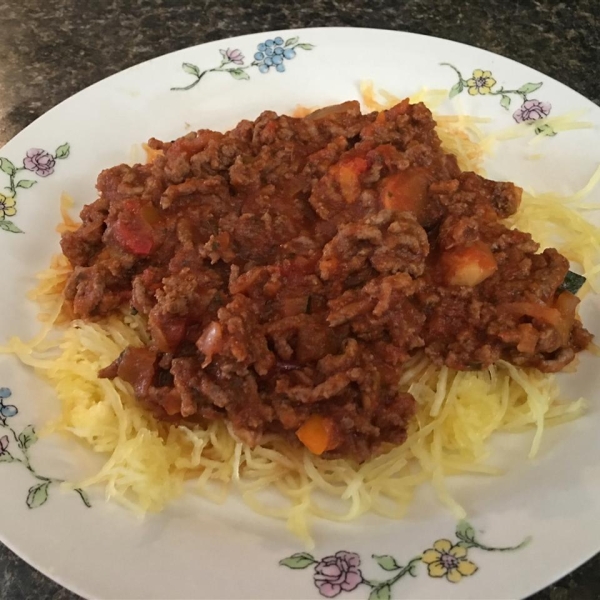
[
  {"left": 23, "top": 148, "right": 56, "bottom": 177},
  {"left": 0, "top": 435, "right": 9, "bottom": 455},
  {"left": 314, "top": 551, "right": 363, "bottom": 597},
  {"left": 513, "top": 99, "right": 552, "bottom": 123},
  {"left": 220, "top": 48, "right": 244, "bottom": 65}
]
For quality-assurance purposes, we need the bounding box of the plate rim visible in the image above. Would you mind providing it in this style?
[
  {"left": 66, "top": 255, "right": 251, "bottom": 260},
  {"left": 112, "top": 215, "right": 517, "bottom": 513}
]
[
  {"left": 2, "top": 26, "right": 599, "bottom": 155},
  {"left": 0, "top": 25, "right": 599, "bottom": 600}
]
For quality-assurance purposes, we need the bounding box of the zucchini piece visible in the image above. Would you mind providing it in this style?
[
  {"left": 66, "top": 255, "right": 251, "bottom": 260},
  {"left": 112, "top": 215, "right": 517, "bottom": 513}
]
[{"left": 559, "top": 270, "right": 586, "bottom": 295}]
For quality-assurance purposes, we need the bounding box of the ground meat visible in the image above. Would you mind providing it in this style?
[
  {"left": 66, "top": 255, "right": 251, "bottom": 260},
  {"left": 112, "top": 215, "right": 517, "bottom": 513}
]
[
  {"left": 319, "top": 210, "right": 429, "bottom": 286},
  {"left": 61, "top": 196, "right": 109, "bottom": 266},
  {"left": 69, "top": 99, "right": 591, "bottom": 461}
]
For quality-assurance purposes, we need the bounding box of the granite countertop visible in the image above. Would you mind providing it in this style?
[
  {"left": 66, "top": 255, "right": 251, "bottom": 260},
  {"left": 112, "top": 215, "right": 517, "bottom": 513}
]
[{"left": 0, "top": 0, "right": 598, "bottom": 598}]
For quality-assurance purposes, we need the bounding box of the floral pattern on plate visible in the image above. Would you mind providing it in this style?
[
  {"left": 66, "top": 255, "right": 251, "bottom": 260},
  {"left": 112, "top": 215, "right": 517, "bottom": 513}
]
[
  {"left": 442, "top": 63, "right": 557, "bottom": 136},
  {"left": 171, "top": 35, "right": 314, "bottom": 91},
  {"left": 0, "top": 387, "right": 90, "bottom": 508},
  {"left": 0, "top": 143, "right": 70, "bottom": 234},
  {"left": 280, "top": 520, "right": 529, "bottom": 598}
]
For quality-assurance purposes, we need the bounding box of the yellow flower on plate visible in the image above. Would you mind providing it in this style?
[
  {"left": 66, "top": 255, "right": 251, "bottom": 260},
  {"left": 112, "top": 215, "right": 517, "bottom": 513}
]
[
  {"left": 0, "top": 194, "right": 17, "bottom": 219},
  {"left": 421, "top": 539, "right": 478, "bottom": 583},
  {"left": 466, "top": 69, "right": 497, "bottom": 95}
]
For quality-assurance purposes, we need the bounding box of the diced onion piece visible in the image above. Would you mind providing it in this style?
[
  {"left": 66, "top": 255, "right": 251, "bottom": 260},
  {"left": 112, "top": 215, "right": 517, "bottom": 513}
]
[
  {"left": 379, "top": 167, "right": 431, "bottom": 214},
  {"left": 140, "top": 203, "right": 161, "bottom": 225},
  {"left": 305, "top": 101, "right": 357, "bottom": 121},
  {"left": 554, "top": 291, "right": 580, "bottom": 344},
  {"left": 516, "top": 324, "right": 539, "bottom": 354},
  {"left": 196, "top": 322, "right": 224, "bottom": 366},
  {"left": 142, "top": 143, "right": 164, "bottom": 164},
  {"left": 337, "top": 157, "right": 369, "bottom": 203},
  {"left": 441, "top": 241, "right": 498, "bottom": 287},
  {"left": 162, "top": 390, "right": 183, "bottom": 416},
  {"left": 501, "top": 302, "right": 561, "bottom": 327}
]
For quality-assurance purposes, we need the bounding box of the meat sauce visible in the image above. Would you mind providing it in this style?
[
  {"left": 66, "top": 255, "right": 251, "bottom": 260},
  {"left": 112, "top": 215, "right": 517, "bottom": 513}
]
[{"left": 61, "top": 100, "right": 592, "bottom": 461}]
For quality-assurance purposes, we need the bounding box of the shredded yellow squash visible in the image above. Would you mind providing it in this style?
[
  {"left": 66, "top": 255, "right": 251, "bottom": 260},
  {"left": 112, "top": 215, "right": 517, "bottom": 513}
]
[{"left": 1, "top": 85, "right": 598, "bottom": 546}]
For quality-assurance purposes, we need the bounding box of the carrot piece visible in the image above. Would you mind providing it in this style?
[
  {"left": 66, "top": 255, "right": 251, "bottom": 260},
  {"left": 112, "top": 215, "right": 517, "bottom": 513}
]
[{"left": 296, "top": 415, "right": 337, "bottom": 455}]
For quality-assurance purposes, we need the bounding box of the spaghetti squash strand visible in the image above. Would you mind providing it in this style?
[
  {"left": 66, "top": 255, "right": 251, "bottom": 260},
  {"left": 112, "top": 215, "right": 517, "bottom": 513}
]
[{"left": 2, "top": 90, "right": 597, "bottom": 546}]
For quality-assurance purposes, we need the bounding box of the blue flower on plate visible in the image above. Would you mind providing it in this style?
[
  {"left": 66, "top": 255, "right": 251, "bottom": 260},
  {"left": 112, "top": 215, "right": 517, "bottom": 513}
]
[
  {"left": 0, "top": 387, "right": 17, "bottom": 418},
  {"left": 254, "top": 37, "right": 296, "bottom": 73},
  {"left": 0, "top": 404, "right": 18, "bottom": 418},
  {"left": 172, "top": 37, "right": 313, "bottom": 92}
]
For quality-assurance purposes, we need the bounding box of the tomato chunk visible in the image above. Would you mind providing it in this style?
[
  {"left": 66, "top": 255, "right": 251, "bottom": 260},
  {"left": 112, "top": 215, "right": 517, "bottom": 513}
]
[{"left": 112, "top": 216, "right": 154, "bottom": 256}]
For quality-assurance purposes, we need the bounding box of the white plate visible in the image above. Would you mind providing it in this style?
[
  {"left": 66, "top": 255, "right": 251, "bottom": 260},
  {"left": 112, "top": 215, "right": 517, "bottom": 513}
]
[{"left": 1, "top": 27, "right": 599, "bottom": 600}]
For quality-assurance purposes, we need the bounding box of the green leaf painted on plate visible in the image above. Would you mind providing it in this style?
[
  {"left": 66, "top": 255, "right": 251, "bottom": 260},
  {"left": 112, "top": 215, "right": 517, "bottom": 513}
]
[
  {"left": 74, "top": 488, "right": 92, "bottom": 508},
  {"left": 296, "top": 43, "right": 314, "bottom": 50},
  {"left": 372, "top": 555, "right": 401, "bottom": 571},
  {"left": 279, "top": 552, "right": 316, "bottom": 569},
  {"left": 0, "top": 454, "right": 15, "bottom": 463},
  {"left": 369, "top": 584, "right": 391, "bottom": 600},
  {"left": 18, "top": 425, "right": 37, "bottom": 450},
  {"left": 285, "top": 36, "right": 299, "bottom": 47},
  {"left": 182, "top": 62, "right": 201, "bottom": 77},
  {"left": 16, "top": 179, "right": 36, "bottom": 189},
  {"left": 449, "top": 81, "right": 463, "bottom": 98},
  {"left": 0, "top": 221, "right": 24, "bottom": 233},
  {"left": 26, "top": 481, "right": 50, "bottom": 508},
  {"left": 500, "top": 95, "right": 511, "bottom": 109},
  {"left": 456, "top": 519, "right": 476, "bottom": 543},
  {"left": 0, "top": 157, "right": 16, "bottom": 176},
  {"left": 517, "top": 82, "right": 543, "bottom": 94},
  {"left": 534, "top": 123, "right": 557, "bottom": 137},
  {"left": 229, "top": 68, "right": 250, "bottom": 81},
  {"left": 55, "top": 143, "right": 70, "bottom": 159}
]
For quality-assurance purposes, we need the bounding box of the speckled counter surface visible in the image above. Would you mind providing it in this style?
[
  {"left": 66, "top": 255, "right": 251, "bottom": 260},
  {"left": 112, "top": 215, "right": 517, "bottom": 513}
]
[{"left": 0, "top": 1, "right": 598, "bottom": 598}]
